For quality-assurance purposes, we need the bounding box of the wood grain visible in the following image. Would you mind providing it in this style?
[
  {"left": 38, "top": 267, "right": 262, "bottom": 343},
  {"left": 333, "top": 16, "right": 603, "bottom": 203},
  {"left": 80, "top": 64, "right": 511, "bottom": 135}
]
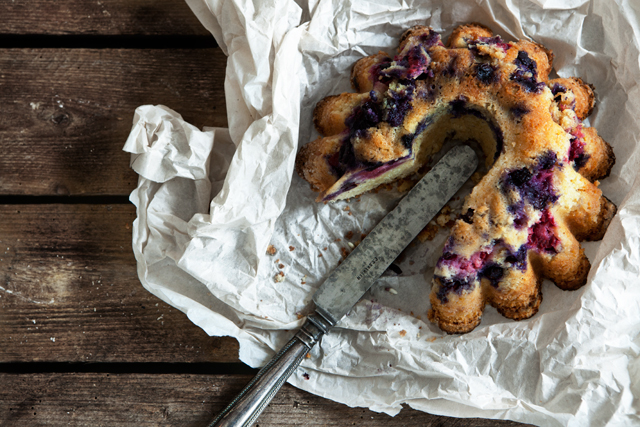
[
  {"left": 0, "top": 48, "right": 227, "bottom": 196},
  {"left": 0, "top": 205, "right": 532, "bottom": 427},
  {"left": 0, "top": 204, "right": 238, "bottom": 363},
  {"left": 0, "top": 0, "right": 209, "bottom": 36},
  {"left": 0, "top": 373, "right": 533, "bottom": 426}
]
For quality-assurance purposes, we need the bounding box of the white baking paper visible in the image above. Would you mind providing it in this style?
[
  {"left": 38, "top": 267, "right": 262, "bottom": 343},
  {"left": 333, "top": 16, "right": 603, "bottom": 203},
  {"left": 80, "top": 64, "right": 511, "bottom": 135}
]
[{"left": 124, "top": 1, "right": 640, "bottom": 425}]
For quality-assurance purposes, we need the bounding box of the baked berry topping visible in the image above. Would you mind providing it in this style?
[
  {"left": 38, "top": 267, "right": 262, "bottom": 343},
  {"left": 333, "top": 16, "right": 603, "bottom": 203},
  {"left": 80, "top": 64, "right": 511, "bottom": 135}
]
[
  {"left": 475, "top": 63, "right": 499, "bottom": 84},
  {"left": 508, "top": 200, "right": 529, "bottom": 229},
  {"left": 511, "top": 105, "right": 530, "bottom": 118},
  {"left": 477, "top": 36, "right": 511, "bottom": 52},
  {"left": 528, "top": 210, "right": 560, "bottom": 253},
  {"left": 460, "top": 208, "right": 475, "bottom": 224},
  {"left": 511, "top": 51, "right": 546, "bottom": 93},
  {"left": 384, "top": 82, "right": 415, "bottom": 127},
  {"left": 573, "top": 152, "right": 590, "bottom": 170},
  {"left": 506, "top": 167, "right": 532, "bottom": 187},
  {"left": 419, "top": 28, "right": 443, "bottom": 48},
  {"left": 468, "top": 35, "right": 511, "bottom": 57},
  {"left": 344, "top": 98, "right": 382, "bottom": 133},
  {"left": 479, "top": 262, "right": 504, "bottom": 287},
  {"left": 404, "top": 45, "right": 431, "bottom": 79},
  {"left": 435, "top": 276, "right": 474, "bottom": 303},
  {"left": 551, "top": 83, "right": 567, "bottom": 95},
  {"left": 567, "top": 125, "right": 591, "bottom": 171},
  {"left": 503, "top": 151, "right": 558, "bottom": 211},
  {"left": 537, "top": 151, "right": 557, "bottom": 171},
  {"left": 505, "top": 245, "right": 528, "bottom": 270}
]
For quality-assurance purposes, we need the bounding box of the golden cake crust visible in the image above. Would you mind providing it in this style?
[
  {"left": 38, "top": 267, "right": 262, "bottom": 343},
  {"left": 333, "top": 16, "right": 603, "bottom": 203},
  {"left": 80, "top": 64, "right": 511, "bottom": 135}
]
[{"left": 296, "top": 24, "right": 616, "bottom": 333}]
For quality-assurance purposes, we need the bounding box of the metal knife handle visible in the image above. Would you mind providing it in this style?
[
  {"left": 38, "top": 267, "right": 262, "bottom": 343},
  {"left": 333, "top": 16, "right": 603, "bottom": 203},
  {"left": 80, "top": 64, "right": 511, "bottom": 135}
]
[{"left": 209, "top": 315, "right": 330, "bottom": 427}]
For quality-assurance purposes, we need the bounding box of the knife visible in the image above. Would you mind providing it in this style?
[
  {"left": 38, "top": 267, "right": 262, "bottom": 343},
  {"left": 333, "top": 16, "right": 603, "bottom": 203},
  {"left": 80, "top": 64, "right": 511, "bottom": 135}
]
[{"left": 209, "top": 144, "right": 478, "bottom": 427}]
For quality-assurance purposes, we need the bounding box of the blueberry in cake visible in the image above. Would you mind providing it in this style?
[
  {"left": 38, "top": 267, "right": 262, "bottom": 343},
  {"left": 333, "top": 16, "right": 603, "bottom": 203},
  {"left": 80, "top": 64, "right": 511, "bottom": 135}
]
[{"left": 295, "top": 23, "right": 616, "bottom": 333}]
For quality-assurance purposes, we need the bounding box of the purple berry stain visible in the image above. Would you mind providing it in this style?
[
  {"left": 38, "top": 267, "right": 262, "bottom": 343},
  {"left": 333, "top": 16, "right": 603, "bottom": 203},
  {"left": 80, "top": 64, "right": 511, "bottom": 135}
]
[
  {"left": 419, "top": 28, "right": 443, "bottom": 48},
  {"left": 477, "top": 36, "right": 511, "bottom": 52},
  {"left": 511, "top": 105, "right": 530, "bottom": 118},
  {"left": 508, "top": 199, "right": 528, "bottom": 229},
  {"left": 528, "top": 210, "right": 560, "bottom": 253},
  {"left": 479, "top": 262, "right": 504, "bottom": 287},
  {"left": 568, "top": 125, "right": 590, "bottom": 170},
  {"left": 435, "top": 240, "right": 534, "bottom": 302},
  {"left": 551, "top": 83, "right": 567, "bottom": 96},
  {"left": 378, "top": 45, "right": 432, "bottom": 82},
  {"left": 345, "top": 97, "right": 381, "bottom": 132},
  {"left": 475, "top": 63, "right": 498, "bottom": 85},
  {"left": 384, "top": 83, "right": 415, "bottom": 127},
  {"left": 435, "top": 275, "right": 474, "bottom": 303},
  {"left": 511, "top": 51, "right": 546, "bottom": 93},
  {"left": 503, "top": 151, "right": 558, "bottom": 211},
  {"left": 460, "top": 208, "right": 475, "bottom": 224},
  {"left": 505, "top": 245, "right": 528, "bottom": 270}
]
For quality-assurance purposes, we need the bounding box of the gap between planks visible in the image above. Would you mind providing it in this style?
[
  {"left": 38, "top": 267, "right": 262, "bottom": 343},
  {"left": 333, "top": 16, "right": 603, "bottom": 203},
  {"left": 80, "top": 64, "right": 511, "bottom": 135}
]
[
  {"left": 0, "top": 196, "right": 131, "bottom": 205},
  {"left": 1, "top": 362, "right": 257, "bottom": 375},
  {"left": 0, "top": 34, "right": 217, "bottom": 49}
]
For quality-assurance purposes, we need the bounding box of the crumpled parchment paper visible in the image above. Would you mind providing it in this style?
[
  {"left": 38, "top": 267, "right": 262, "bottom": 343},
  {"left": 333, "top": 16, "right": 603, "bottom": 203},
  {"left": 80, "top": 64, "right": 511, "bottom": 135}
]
[{"left": 123, "top": 1, "right": 640, "bottom": 425}]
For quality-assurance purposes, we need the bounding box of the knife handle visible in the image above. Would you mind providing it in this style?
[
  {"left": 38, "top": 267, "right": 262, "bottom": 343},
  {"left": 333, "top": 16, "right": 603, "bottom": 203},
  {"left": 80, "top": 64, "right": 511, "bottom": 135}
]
[{"left": 209, "top": 315, "right": 330, "bottom": 427}]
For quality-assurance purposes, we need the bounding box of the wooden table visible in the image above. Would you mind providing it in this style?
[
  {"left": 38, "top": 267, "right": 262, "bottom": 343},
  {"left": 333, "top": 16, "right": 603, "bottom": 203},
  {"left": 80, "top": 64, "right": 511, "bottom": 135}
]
[{"left": 0, "top": 2, "right": 532, "bottom": 425}]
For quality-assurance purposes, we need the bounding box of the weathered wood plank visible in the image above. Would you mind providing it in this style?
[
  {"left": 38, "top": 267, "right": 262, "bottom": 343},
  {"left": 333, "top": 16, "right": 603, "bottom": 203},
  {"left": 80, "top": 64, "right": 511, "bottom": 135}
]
[
  {"left": 0, "top": 0, "right": 209, "bottom": 36},
  {"left": 0, "top": 204, "right": 238, "bottom": 363},
  {"left": 0, "top": 48, "right": 227, "bottom": 196},
  {"left": 0, "top": 373, "right": 532, "bottom": 426}
]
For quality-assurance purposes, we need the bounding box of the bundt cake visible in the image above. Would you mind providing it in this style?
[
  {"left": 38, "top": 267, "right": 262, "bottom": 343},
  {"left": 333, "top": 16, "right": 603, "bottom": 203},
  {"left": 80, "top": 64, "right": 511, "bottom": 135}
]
[{"left": 295, "top": 23, "right": 616, "bottom": 334}]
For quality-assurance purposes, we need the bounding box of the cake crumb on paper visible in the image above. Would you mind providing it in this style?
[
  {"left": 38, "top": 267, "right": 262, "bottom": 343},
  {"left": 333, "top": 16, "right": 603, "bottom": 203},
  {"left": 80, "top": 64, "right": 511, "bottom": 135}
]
[
  {"left": 341, "top": 247, "right": 350, "bottom": 259},
  {"left": 417, "top": 222, "right": 439, "bottom": 242},
  {"left": 435, "top": 205, "right": 453, "bottom": 227},
  {"left": 397, "top": 178, "right": 417, "bottom": 192},
  {"left": 266, "top": 245, "right": 277, "bottom": 255}
]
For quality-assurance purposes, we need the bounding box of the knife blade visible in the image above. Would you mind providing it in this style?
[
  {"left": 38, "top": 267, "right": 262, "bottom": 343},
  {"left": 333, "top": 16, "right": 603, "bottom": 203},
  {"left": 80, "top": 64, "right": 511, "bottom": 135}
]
[{"left": 209, "top": 144, "right": 478, "bottom": 427}]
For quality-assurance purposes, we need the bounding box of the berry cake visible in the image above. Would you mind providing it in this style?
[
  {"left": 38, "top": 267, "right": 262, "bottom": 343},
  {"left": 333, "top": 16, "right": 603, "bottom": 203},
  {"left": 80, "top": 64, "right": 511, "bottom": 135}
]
[{"left": 295, "top": 23, "right": 616, "bottom": 334}]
